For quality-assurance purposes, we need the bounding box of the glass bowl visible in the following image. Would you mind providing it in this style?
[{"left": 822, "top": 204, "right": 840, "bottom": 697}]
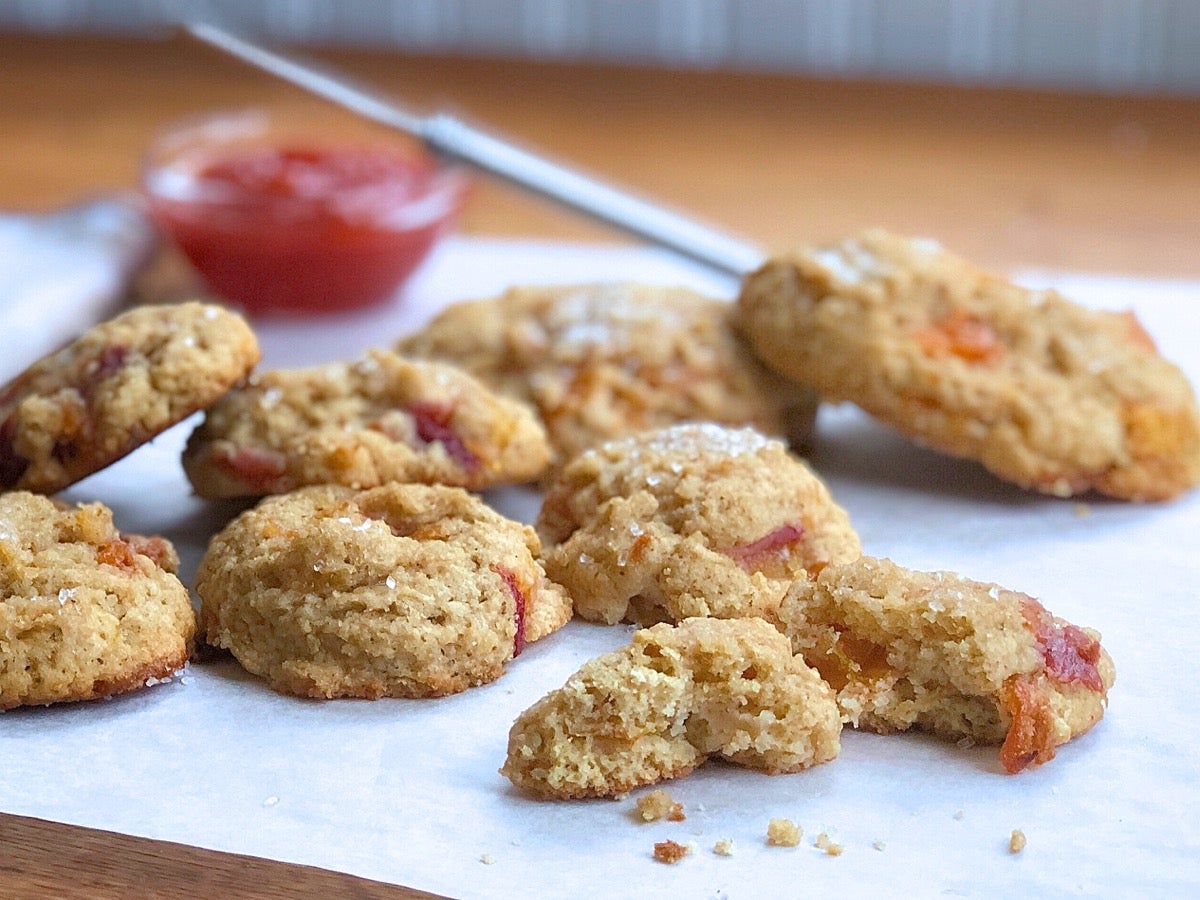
[{"left": 141, "top": 109, "right": 467, "bottom": 315}]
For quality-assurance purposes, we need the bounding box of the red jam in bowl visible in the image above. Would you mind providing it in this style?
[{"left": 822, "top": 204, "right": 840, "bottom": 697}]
[{"left": 142, "top": 112, "right": 465, "bottom": 314}]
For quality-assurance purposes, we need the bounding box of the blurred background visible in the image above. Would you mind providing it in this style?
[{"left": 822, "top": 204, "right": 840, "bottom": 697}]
[
  {"left": 2, "top": 1, "right": 1199, "bottom": 279},
  {"left": 4, "top": 0, "right": 1199, "bottom": 95}
]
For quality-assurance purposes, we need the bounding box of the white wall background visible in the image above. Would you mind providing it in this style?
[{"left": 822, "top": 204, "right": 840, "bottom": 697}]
[{"left": 3, "top": 0, "right": 1198, "bottom": 96}]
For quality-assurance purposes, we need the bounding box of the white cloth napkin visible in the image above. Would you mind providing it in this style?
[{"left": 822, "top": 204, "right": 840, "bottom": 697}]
[{"left": 0, "top": 197, "right": 157, "bottom": 375}]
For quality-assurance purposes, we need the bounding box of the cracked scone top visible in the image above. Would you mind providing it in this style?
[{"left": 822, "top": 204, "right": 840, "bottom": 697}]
[
  {"left": 537, "top": 423, "right": 861, "bottom": 625},
  {"left": 196, "top": 482, "right": 572, "bottom": 699},
  {"left": 183, "top": 348, "right": 550, "bottom": 499},
  {"left": 735, "top": 230, "right": 1200, "bottom": 500},
  {"left": 0, "top": 491, "right": 195, "bottom": 709},
  {"left": 501, "top": 617, "right": 841, "bottom": 799},
  {"left": 777, "top": 556, "right": 1115, "bottom": 773},
  {"left": 0, "top": 301, "right": 260, "bottom": 494},
  {"left": 398, "top": 283, "right": 819, "bottom": 474}
]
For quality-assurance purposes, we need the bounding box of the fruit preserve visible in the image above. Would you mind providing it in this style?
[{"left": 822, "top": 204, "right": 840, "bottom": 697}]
[{"left": 143, "top": 112, "right": 464, "bottom": 314}]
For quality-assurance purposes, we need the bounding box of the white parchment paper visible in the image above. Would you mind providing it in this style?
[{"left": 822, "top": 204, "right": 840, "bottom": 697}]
[{"left": 1, "top": 239, "right": 1198, "bottom": 899}]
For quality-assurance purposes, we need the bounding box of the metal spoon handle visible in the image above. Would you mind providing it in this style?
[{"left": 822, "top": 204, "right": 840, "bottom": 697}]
[{"left": 185, "top": 21, "right": 765, "bottom": 278}]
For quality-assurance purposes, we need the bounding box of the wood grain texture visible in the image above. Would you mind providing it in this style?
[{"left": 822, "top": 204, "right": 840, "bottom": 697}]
[
  {"left": 0, "top": 814, "right": 440, "bottom": 899},
  {"left": 1, "top": 28, "right": 1198, "bottom": 900}
]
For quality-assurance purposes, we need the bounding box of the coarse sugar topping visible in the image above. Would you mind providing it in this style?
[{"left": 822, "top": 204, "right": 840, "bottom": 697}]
[
  {"left": 811, "top": 237, "right": 891, "bottom": 286},
  {"left": 548, "top": 285, "right": 688, "bottom": 352},
  {"left": 629, "top": 422, "right": 776, "bottom": 460}
]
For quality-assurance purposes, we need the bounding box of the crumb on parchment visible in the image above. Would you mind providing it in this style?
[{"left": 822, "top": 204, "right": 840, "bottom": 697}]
[
  {"left": 766, "top": 818, "right": 801, "bottom": 847},
  {"left": 1009, "top": 829, "right": 1027, "bottom": 854},
  {"left": 653, "top": 839, "right": 691, "bottom": 864},
  {"left": 636, "top": 788, "right": 686, "bottom": 822},
  {"left": 814, "top": 832, "right": 843, "bottom": 856},
  {"left": 713, "top": 839, "right": 734, "bottom": 857}
]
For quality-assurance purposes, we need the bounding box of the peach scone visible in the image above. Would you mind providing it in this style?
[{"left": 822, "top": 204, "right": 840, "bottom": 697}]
[
  {"left": 777, "top": 556, "right": 1115, "bottom": 773},
  {"left": 399, "top": 283, "right": 819, "bottom": 474},
  {"left": 537, "top": 423, "right": 860, "bottom": 626},
  {"left": 736, "top": 230, "right": 1200, "bottom": 500},
  {"left": 196, "top": 483, "right": 572, "bottom": 699},
  {"left": 501, "top": 617, "right": 841, "bottom": 798}
]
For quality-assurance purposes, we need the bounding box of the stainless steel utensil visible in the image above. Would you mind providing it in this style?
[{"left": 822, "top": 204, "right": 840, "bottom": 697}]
[{"left": 185, "top": 21, "right": 765, "bottom": 278}]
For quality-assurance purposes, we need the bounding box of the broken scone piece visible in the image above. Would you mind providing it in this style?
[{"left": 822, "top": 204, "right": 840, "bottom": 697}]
[
  {"left": 197, "top": 483, "right": 571, "bottom": 699},
  {"left": 537, "top": 423, "right": 861, "bottom": 626},
  {"left": 0, "top": 491, "right": 195, "bottom": 709},
  {"left": 777, "top": 556, "right": 1115, "bottom": 773},
  {"left": 183, "top": 349, "right": 550, "bottom": 499},
  {"left": 736, "top": 229, "right": 1200, "bottom": 500},
  {"left": 501, "top": 617, "right": 841, "bottom": 799}
]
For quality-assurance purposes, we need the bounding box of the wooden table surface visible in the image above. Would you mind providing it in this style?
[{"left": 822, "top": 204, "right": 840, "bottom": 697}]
[{"left": 2, "top": 29, "right": 1198, "bottom": 900}]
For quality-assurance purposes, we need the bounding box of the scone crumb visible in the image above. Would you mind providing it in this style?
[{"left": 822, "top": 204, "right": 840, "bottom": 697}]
[
  {"left": 653, "top": 839, "right": 691, "bottom": 864},
  {"left": 814, "top": 832, "right": 843, "bottom": 856},
  {"left": 766, "top": 818, "right": 802, "bottom": 847},
  {"left": 872, "top": 839, "right": 886, "bottom": 851},
  {"left": 636, "top": 789, "right": 686, "bottom": 822},
  {"left": 1008, "top": 829, "right": 1027, "bottom": 854},
  {"left": 480, "top": 854, "right": 496, "bottom": 865},
  {"left": 713, "top": 838, "right": 734, "bottom": 857}
]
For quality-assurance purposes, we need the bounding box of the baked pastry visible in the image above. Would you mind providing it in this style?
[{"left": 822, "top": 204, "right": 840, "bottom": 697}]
[
  {"left": 397, "top": 283, "right": 819, "bottom": 473},
  {"left": 0, "top": 491, "right": 195, "bottom": 709},
  {"left": 537, "top": 423, "right": 861, "bottom": 625},
  {"left": 0, "top": 301, "right": 259, "bottom": 494},
  {"left": 776, "top": 555, "right": 1115, "bottom": 773},
  {"left": 182, "top": 349, "right": 550, "bottom": 499},
  {"left": 735, "top": 229, "right": 1200, "bottom": 500},
  {"left": 196, "top": 482, "right": 572, "bottom": 699},
  {"left": 500, "top": 617, "right": 841, "bottom": 799}
]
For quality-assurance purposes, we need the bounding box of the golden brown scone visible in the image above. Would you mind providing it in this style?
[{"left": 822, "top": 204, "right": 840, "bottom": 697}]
[
  {"left": 182, "top": 349, "right": 550, "bottom": 499},
  {"left": 501, "top": 617, "right": 841, "bottom": 798},
  {"left": 0, "top": 491, "right": 195, "bottom": 709},
  {"left": 777, "top": 556, "right": 1115, "bottom": 773},
  {"left": 0, "top": 301, "right": 259, "bottom": 494},
  {"left": 537, "top": 423, "right": 861, "bottom": 626},
  {"left": 735, "top": 230, "right": 1200, "bottom": 500},
  {"left": 196, "top": 483, "right": 571, "bottom": 699},
  {"left": 398, "top": 283, "right": 818, "bottom": 475}
]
